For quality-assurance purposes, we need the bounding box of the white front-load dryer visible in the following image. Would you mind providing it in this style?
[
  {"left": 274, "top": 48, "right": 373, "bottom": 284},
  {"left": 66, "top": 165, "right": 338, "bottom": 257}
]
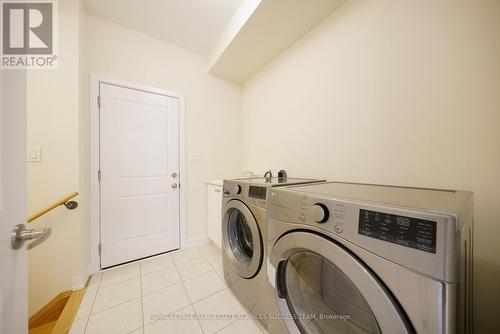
[{"left": 267, "top": 182, "right": 473, "bottom": 334}]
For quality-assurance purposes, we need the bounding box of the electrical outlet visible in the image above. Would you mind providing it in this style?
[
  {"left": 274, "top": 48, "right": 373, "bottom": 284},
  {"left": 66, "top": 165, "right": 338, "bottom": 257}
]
[
  {"left": 190, "top": 153, "right": 202, "bottom": 163},
  {"left": 27, "top": 146, "right": 41, "bottom": 162}
]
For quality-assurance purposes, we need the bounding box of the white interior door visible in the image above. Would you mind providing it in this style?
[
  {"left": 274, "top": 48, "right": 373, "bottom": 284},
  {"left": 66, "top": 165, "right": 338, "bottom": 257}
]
[
  {"left": 0, "top": 70, "right": 28, "bottom": 333},
  {"left": 99, "top": 83, "right": 180, "bottom": 268}
]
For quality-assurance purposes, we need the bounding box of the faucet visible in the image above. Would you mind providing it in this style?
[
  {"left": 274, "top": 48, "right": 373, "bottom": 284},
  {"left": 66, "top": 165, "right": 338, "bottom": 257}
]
[{"left": 264, "top": 170, "right": 272, "bottom": 182}]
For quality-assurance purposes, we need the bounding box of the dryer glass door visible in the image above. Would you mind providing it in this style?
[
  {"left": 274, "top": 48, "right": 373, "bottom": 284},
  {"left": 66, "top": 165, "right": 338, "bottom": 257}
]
[
  {"left": 284, "top": 251, "right": 379, "bottom": 334},
  {"left": 272, "top": 231, "right": 411, "bottom": 334},
  {"left": 222, "top": 200, "right": 262, "bottom": 278}
]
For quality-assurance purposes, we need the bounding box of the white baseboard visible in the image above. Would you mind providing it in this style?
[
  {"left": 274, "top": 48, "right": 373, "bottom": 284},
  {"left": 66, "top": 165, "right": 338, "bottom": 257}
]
[
  {"left": 71, "top": 274, "right": 87, "bottom": 291},
  {"left": 185, "top": 235, "right": 210, "bottom": 248},
  {"left": 85, "top": 263, "right": 99, "bottom": 278}
]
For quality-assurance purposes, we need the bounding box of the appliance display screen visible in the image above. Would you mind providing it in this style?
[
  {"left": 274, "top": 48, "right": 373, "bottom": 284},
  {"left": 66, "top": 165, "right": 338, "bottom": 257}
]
[
  {"left": 248, "top": 186, "right": 266, "bottom": 200},
  {"left": 358, "top": 209, "right": 437, "bottom": 253}
]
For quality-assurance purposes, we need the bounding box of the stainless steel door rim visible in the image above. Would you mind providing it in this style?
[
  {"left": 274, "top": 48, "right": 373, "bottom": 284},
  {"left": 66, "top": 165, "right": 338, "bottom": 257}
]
[
  {"left": 270, "top": 231, "right": 411, "bottom": 334},
  {"left": 222, "top": 199, "right": 263, "bottom": 278}
]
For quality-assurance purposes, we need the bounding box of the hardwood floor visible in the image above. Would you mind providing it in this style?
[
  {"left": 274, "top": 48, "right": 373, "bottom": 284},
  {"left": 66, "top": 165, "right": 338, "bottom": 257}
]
[
  {"left": 29, "top": 321, "right": 56, "bottom": 334},
  {"left": 29, "top": 291, "right": 72, "bottom": 329},
  {"left": 52, "top": 289, "right": 85, "bottom": 333},
  {"left": 29, "top": 289, "right": 86, "bottom": 334}
]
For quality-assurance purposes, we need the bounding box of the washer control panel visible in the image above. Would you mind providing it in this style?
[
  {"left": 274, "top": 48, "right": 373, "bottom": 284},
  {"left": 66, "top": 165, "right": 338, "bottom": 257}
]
[
  {"left": 223, "top": 180, "right": 268, "bottom": 208},
  {"left": 248, "top": 185, "right": 266, "bottom": 200}
]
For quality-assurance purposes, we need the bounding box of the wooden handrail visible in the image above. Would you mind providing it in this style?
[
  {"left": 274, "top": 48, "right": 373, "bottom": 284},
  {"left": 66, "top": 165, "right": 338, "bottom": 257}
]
[{"left": 28, "top": 192, "right": 79, "bottom": 223}]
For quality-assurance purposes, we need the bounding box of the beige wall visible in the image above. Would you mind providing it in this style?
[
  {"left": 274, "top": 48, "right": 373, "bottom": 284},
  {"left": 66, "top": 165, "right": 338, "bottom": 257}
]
[
  {"left": 242, "top": 0, "right": 500, "bottom": 332},
  {"left": 27, "top": 0, "right": 83, "bottom": 315},
  {"left": 28, "top": 4, "right": 243, "bottom": 315},
  {"left": 83, "top": 14, "right": 243, "bottom": 246}
]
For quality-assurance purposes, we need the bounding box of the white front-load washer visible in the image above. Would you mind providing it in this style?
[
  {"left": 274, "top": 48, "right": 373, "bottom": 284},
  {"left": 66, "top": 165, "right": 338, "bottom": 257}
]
[
  {"left": 221, "top": 177, "right": 325, "bottom": 329},
  {"left": 267, "top": 182, "right": 473, "bottom": 334}
]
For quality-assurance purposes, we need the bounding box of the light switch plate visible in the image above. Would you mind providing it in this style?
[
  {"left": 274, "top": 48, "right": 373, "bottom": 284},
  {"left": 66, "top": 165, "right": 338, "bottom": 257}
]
[{"left": 27, "top": 146, "right": 41, "bottom": 162}]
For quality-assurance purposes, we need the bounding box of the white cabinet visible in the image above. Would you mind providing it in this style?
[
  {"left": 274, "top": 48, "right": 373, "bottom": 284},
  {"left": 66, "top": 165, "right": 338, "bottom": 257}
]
[{"left": 207, "top": 182, "right": 223, "bottom": 248}]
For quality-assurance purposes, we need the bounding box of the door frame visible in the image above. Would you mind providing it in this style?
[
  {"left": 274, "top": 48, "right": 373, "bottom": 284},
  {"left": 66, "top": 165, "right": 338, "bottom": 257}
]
[{"left": 88, "top": 74, "right": 186, "bottom": 275}]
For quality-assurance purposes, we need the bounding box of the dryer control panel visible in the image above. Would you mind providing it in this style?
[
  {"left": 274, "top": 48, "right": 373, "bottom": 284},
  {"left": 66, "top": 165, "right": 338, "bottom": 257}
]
[
  {"left": 267, "top": 185, "right": 464, "bottom": 283},
  {"left": 358, "top": 209, "right": 437, "bottom": 253}
]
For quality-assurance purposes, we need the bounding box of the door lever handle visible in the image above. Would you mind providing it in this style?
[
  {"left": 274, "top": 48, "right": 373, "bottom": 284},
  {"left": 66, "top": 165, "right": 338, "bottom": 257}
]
[{"left": 11, "top": 224, "right": 52, "bottom": 250}]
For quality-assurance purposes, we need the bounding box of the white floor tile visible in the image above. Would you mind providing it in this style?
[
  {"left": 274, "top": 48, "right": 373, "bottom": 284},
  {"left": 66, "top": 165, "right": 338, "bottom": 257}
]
[
  {"left": 100, "top": 263, "right": 140, "bottom": 288},
  {"left": 204, "top": 251, "right": 223, "bottom": 269},
  {"left": 70, "top": 248, "right": 264, "bottom": 334},
  {"left": 141, "top": 265, "right": 181, "bottom": 294},
  {"left": 183, "top": 271, "right": 226, "bottom": 302},
  {"left": 92, "top": 278, "right": 141, "bottom": 313},
  {"left": 142, "top": 282, "right": 191, "bottom": 325},
  {"left": 171, "top": 248, "right": 203, "bottom": 265},
  {"left": 69, "top": 316, "right": 88, "bottom": 334},
  {"left": 140, "top": 253, "right": 175, "bottom": 275},
  {"left": 75, "top": 289, "right": 97, "bottom": 319},
  {"left": 86, "top": 273, "right": 101, "bottom": 292},
  {"left": 213, "top": 265, "right": 226, "bottom": 282},
  {"left": 176, "top": 257, "right": 213, "bottom": 281},
  {"left": 193, "top": 289, "right": 248, "bottom": 334},
  {"left": 197, "top": 242, "right": 221, "bottom": 256},
  {"left": 144, "top": 306, "right": 203, "bottom": 334},
  {"left": 217, "top": 319, "right": 263, "bottom": 334},
  {"left": 86, "top": 298, "right": 143, "bottom": 334}
]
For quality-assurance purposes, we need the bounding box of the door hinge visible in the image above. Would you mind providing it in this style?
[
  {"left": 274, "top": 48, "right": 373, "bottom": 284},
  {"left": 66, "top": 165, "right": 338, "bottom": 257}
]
[
  {"left": 97, "top": 96, "right": 101, "bottom": 109},
  {"left": 98, "top": 243, "right": 102, "bottom": 256},
  {"left": 98, "top": 170, "right": 102, "bottom": 182}
]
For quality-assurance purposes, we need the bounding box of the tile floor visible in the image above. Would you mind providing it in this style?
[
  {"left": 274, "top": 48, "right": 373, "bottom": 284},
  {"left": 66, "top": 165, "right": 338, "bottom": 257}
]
[{"left": 70, "top": 242, "right": 266, "bottom": 334}]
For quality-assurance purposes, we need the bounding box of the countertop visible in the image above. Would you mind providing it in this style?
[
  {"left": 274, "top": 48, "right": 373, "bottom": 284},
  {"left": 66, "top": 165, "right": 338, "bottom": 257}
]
[{"left": 206, "top": 179, "right": 223, "bottom": 187}]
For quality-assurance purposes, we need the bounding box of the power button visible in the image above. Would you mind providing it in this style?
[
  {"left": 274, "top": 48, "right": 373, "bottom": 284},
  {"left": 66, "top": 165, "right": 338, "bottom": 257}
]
[{"left": 334, "top": 225, "right": 343, "bottom": 234}]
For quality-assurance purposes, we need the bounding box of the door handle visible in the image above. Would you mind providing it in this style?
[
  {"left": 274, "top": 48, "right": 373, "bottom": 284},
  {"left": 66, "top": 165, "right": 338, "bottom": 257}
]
[
  {"left": 11, "top": 224, "right": 52, "bottom": 250},
  {"left": 171, "top": 183, "right": 178, "bottom": 189}
]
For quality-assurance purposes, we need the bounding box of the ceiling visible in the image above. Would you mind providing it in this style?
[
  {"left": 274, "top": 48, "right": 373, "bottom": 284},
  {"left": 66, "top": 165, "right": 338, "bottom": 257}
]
[{"left": 83, "top": 0, "right": 244, "bottom": 56}]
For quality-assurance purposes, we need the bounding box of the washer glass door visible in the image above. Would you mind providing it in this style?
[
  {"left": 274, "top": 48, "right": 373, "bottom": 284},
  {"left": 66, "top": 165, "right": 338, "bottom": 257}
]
[
  {"left": 228, "top": 208, "right": 254, "bottom": 263},
  {"left": 222, "top": 200, "right": 262, "bottom": 278}
]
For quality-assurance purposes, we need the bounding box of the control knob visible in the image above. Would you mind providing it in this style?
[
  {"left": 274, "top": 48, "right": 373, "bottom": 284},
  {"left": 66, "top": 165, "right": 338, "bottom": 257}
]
[
  {"left": 233, "top": 185, "right": 241, "bottom": 194},
  {"left": 308, "top": 203, "right": 329, "bottom": 223}
]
